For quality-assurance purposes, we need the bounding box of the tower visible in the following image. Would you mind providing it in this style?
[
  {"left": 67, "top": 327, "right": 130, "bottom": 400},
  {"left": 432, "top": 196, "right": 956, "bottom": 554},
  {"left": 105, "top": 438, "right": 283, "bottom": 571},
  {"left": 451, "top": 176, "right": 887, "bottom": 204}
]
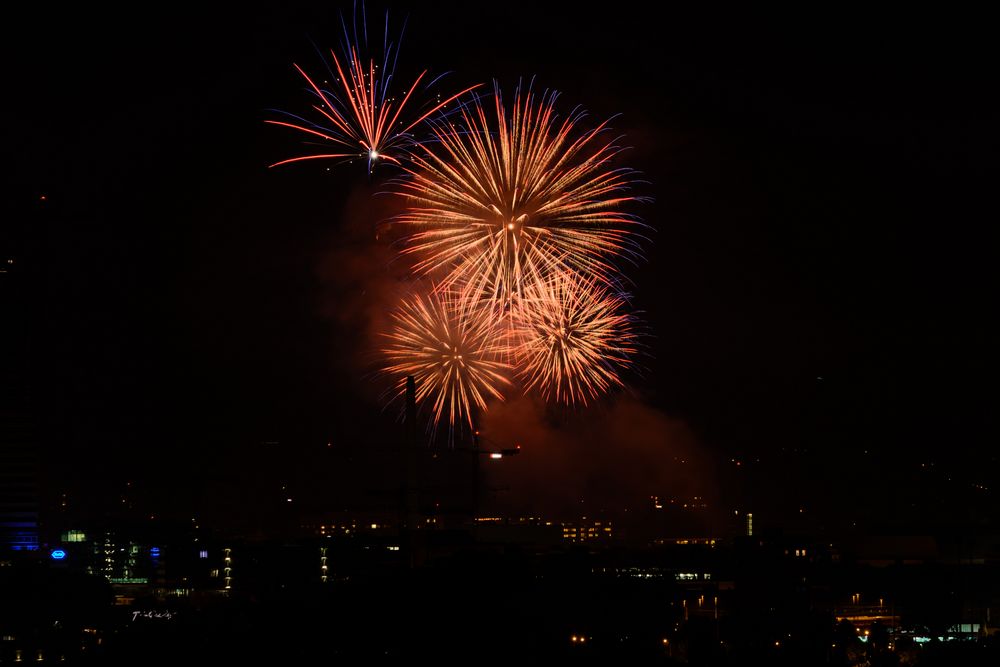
[{"left": 0, "top": 255, "right": 39, "bottom": 554}]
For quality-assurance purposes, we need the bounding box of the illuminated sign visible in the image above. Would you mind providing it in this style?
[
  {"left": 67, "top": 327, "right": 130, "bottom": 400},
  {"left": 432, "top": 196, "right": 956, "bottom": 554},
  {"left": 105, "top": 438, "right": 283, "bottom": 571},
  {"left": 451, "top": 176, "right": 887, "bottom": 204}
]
[{"left": 50, "top": 549, "right": 67, "bottom": 560}]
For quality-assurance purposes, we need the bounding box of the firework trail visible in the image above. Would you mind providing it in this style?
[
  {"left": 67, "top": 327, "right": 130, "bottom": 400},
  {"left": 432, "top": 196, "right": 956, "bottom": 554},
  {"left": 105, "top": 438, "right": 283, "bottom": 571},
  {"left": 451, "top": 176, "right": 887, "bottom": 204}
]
[
  {"left": 268, "top": 7, "right": 479, "bottom": 173},
  {"left": 512, "top": 271, "right": 637, "bottom": 407},
  {"left": 381, "top": 286, "right": 511, "bottom": 434},
  {"left": 391, "top": 83, "right": 644, "bottom": 311}
]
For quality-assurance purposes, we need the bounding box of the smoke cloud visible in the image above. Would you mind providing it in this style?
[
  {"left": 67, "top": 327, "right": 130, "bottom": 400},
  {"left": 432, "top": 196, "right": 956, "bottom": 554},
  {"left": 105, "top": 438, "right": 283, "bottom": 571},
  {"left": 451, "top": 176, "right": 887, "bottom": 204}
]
[
  {"left": 314, "top": 182, "right": 413, "bottom": 400},
  {"left": 479, "top": 393, "right": 714, "bottom": 522}
]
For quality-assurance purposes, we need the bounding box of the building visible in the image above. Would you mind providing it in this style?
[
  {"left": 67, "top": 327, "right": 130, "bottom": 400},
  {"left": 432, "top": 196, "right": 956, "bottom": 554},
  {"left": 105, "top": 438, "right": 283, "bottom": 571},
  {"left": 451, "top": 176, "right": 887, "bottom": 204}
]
[
  {"left": 0, "top": 255, "right": 39, "bottom": 555},
  {"left": 0, "top": 414, "right": 38, "bottom": 553}
]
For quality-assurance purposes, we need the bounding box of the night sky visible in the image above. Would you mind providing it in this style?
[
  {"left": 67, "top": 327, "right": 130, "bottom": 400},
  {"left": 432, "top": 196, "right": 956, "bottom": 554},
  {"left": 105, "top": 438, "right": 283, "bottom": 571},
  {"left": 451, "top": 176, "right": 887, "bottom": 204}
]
[{"left": 3, "top": 3, "right": 995, "bottom": 528}]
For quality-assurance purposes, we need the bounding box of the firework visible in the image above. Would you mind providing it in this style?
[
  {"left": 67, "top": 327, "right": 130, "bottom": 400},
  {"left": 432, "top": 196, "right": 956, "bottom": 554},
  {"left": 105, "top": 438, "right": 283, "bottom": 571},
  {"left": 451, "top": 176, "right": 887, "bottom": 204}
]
[
  {"left": 391, "top": 84, "right": 644, "bottom": 310},
  {"left": 381, "top": 287, "right": 511, "bottom": 434},
  {"left": 512, "top": 271, "right": 637, "bottom": 407},
  {"left": 267, "top": 10, "right": 479, "bottom": 173}
]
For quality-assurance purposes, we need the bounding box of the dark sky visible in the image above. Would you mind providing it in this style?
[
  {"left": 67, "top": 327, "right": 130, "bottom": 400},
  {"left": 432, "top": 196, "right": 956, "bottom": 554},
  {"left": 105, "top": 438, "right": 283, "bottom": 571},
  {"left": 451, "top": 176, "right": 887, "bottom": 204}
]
[{"left": 3, "top": 3, "right": 995, "bottom": 528}]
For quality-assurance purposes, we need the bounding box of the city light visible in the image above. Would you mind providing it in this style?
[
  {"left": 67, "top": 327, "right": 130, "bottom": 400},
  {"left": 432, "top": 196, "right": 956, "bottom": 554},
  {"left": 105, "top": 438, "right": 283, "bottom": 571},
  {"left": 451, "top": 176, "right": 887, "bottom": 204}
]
[{"left": 50, "top": 549, "right": 66, "bottom": 560}]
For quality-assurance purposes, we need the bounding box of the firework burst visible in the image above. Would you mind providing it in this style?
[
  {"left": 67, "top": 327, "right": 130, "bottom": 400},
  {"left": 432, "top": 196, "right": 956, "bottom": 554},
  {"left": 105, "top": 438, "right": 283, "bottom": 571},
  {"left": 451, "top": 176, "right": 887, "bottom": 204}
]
[
  {"left": 381, "top": 286, "right": 511, "bottom": 434},
  {"left": 512, "top": 271, "right": 637, "bottom": 407},
  {"left": 391, "top": 83, "right": 645, "bottom": 310},
  {"left": 267, "top": 9, "right": 479, "bottom": 173}
]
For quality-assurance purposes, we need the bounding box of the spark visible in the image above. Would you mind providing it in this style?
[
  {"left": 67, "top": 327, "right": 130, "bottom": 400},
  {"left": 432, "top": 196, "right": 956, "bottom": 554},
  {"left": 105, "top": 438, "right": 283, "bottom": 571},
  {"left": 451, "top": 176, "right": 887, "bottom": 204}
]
[
  {"left": 512, "top": 271, "right": 637, "bottom": 406},
  {"left": 268, "top": 8, "right": 480, "bottom": 173},
  {"left": 381, "top": 287, "right": 511, "bottom": 435},
  {"left": 391, "top": 83, "right": 645, "bottom": 310}
]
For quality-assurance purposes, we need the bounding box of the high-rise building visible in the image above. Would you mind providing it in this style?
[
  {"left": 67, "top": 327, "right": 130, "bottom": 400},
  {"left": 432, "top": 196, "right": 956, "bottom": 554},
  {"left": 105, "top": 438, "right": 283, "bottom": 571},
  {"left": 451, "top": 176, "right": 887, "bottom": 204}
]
[
  {"left": 0, "top": 413, "right": 38, "bottom": 552},
  {"left": 0, "top": 255, "right": 39, "bottom": 554}
]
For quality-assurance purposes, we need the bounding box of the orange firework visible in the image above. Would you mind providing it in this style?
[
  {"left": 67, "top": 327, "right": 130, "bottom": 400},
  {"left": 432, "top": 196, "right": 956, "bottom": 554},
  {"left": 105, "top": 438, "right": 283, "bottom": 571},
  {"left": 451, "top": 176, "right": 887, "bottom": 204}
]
[
  {"left": 267, "top": 11, "right": 479, "bottom": 173},
  {"left": 391, "top": 83, "right": 644, "bottom": 310},
  {"left": 512, "top": 271, "right": 637, "bottom": 407},
  {"left": 381, "top": 286, "right": 511, "bottom": 434}
]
